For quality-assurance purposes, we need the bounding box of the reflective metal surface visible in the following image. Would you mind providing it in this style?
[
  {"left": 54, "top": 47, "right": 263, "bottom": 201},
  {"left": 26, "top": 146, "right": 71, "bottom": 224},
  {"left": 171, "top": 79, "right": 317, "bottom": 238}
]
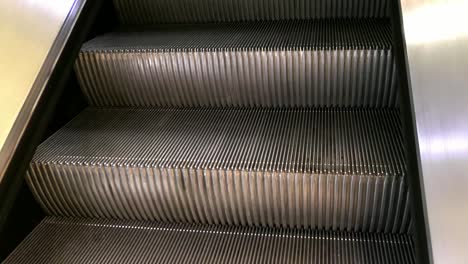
[
  {"left": 27, "top": 108, "right": 411, "bottom": 232},
  {"left": 4, "top": 217, "right": 416, "bottom": 264},
  {"left": 76, "top": 20, "right": 398, "bottom": 108},
  {"left": 400, "top": 0, "right": 468, "bottom": 263},
  {"left": 114, "top": 0, "right": 391, "bottom": 24},
  {"left": 0, "top": 0, "right": 84, "bottom": 181}
]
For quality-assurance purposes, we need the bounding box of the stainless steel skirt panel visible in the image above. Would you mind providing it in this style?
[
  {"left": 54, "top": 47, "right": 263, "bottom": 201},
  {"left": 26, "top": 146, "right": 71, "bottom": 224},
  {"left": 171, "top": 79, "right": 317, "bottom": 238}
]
[
  {"left": 26, "top": 108, "right": 410, "bottom": 233},
  {"left": 3, "top": 217, "right": 416, "bottom": 264},
  {"left": 76, "top": 20, "right": 398, "bottom": 108},
  {"left": 113, "top": 0, "right": 391, "bottom": 24}
]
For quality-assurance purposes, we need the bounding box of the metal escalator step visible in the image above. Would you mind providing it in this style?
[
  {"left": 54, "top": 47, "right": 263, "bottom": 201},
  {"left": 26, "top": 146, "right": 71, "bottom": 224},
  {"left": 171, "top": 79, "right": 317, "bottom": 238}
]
[
  {"left": 76, "top": 20, "right": 398, "bottom": 108},
  {"left": 3, "top": 217, "right": 416, "bottom": 264},
  {"left": 27, "top": 108, "right": 411, "bottom": 233},
  {"left": 114, "top": 0, "right": 391, "bottom": 25}
]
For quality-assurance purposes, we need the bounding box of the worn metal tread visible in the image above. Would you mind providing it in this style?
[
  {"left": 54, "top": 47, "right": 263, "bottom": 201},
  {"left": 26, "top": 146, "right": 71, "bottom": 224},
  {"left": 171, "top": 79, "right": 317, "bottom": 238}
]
[
  {"left": 27, "top": 108, "right": 411, "bottom": 232},
  {"left": 76, "top": 19, "right": 398, "bottom": 108},
  {"left": 114, "top": 0, "right": 391, "bottom": 24},
  {"left": 3, "top": 217, "right": 416, "bottom": 264}
]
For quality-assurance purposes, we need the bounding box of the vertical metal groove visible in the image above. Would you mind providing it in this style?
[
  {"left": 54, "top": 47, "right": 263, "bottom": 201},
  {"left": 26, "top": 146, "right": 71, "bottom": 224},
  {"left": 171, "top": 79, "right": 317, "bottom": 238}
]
[
  {"left": 113, "top": 0, "right": 391, "bottom": 24},
  {"left": 26, "top": 108, "right": 410, "bottom": 233},
  {"left": 3, "top": 217, "right": 416, "bottom": 264},
  {"left": 76, "top": 20, "right": 397, "bottom": 108}
]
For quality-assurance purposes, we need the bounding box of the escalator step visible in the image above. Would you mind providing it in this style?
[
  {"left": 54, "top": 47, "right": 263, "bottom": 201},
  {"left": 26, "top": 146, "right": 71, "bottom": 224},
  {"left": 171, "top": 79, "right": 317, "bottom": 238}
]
[
  {"left": 27, "top": 108, "right": 411, "bottom": 233},
  {"left": 114, "top": 0, "right": 391, "bottom": 25},
  {"left": 76, "top": 19, "right": 398, "bottom": 108},
  {"left": 3, "top": 217, "right": 416, "bottom": 264}
]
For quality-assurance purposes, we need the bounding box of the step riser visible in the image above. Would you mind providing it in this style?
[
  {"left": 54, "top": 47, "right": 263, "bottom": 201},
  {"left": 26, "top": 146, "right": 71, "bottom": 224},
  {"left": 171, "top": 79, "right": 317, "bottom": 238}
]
[
  {"left": 76, "top": 49, "right": 398, "bottom": 108},
  {"left": 27, "top": 165, "right": 411, "bottom": 232},
  {"left": 115, "top": 0, "right": 391, "bottom": 24}
]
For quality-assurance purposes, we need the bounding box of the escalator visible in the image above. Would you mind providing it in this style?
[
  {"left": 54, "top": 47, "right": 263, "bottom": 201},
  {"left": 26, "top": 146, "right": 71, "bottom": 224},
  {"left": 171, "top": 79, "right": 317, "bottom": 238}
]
[{"left": 2, "top": 0, "right": 422, "bottom": 263}]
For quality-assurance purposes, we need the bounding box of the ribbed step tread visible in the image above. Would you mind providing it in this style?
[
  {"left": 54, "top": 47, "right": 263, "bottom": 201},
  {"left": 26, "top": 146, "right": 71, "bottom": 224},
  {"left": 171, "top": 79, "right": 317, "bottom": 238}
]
[
  {"left": 114, "top": 0, "right": 391, "bottom": 25},
  {"left": 82, "top": 20, "right": 392, "bottom": 51},
  {"left": 27, "top": 108, "right": 411, "bottom": 232},
  {"left": 4, "top": 217, "right": 415, "bottom": 264},
  {"left": 76, "top": 20, "right": 398, "bottom": 108}
]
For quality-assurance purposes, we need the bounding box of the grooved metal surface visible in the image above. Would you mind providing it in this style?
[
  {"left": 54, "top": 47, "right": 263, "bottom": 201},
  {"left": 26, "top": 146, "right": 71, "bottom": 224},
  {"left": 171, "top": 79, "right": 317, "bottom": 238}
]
[
  {"left": 76, "top": 20, "right": 398, "bottom": 108},
  {"left": 3, "top": 217, "right": 416, "bottom": 264},
  {"left": 82, "top": 20, "right": 392, "bottom": 50},
  {"left": 27, "top": 108, "right": 411, "bottom": 232},
  {"left": 113, "top": 0, "right": 391, "bottom": 24}
]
